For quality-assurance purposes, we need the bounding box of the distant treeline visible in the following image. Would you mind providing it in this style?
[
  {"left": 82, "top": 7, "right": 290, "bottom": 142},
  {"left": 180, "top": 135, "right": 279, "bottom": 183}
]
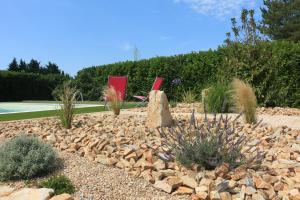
[
  {"left": 0, "top": 58, "right": 70, "bottom": 101},
  {"left": 7, "top": 58, "right": 65, "bottom": 75}
]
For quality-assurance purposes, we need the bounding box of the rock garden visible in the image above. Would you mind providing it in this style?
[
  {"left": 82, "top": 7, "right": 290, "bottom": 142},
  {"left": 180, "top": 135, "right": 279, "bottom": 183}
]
[{"left": 0, "top": 84, "right": 300, "bottom": 200}]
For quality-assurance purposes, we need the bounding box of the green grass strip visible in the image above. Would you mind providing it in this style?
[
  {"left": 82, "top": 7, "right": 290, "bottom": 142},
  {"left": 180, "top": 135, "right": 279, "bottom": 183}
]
[{"left": 0, "top": 102, "right": 137, "bottom": 122}]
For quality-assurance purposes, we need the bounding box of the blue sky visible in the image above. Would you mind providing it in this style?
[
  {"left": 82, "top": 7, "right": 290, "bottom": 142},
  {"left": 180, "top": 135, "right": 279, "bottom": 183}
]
[{"left": 0, "top": 0, "right": 263, "bottom": 75}]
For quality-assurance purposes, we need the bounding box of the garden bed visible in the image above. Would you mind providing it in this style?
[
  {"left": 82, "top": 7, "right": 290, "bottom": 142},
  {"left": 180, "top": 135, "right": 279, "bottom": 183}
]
[{"left": 0, "top": 106, "right": 300, "bottom": 200}]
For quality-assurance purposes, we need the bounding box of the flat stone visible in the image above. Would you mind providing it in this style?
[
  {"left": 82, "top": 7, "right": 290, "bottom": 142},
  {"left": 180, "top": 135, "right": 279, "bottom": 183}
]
[
  {"left": 253, "top": 176, "right": 272, "bottom": 189},
  {"left": 166, "top": 176, "right": 182, "bottom": 190},
  {"left": 219, "top": 192, "right": 232, "bottom": 200},
  {"left": 216, "top": 180, "right": 230, "bottom": 192},
  {"left": 180, "top": 175, "right": 198, "bottom": 188},
  {"left": 0, "top": 186, "right": 14, "bottom": 197},
  {"left": 95, "top": 154, "right": 109, "bottom": 165},
  {"left": 173, "top": 186, "right": 194, "bottom": 195},
  {"left": 2, "top": 188, "right": 54, "bottom": 200},
  {"left": 153, "top": 159, "right": 166, "bottom": 170},
  {"left": 252, "top": 193, "right": 266, "bottom": 200},
  {"left": 210, "top": 191, "right": 221, "bottom": 200},
  {"left": 245, "top": 186, "right": 256, "bottom": 195},
  {"left": 195, "top": 185, "right": 208, "bottom": 193},
  {"left": 196, "top": 191, "right": 208, "bottom": 200},
  {"left": 153, "top": 180, "right": 173, "bottom": 193},
  {"left": 50, "top": 193, "right": 73, "bottom": 200}
]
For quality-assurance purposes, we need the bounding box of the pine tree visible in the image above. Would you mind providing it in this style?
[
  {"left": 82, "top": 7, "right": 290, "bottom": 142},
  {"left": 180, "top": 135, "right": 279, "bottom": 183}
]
[
  {"left": 260, "top": 0, "right": 300, "bottom": 42},
  {"left": 27, "top": 59, "right": 41, "bottom": 73},
  {"left": 8, "top": 58, "right": 19, "bottom": 72},
  {"left": 19, "top": 59, "right": 27, "bottom": 72},
  {"left": 45, "top": 62, "right": 61, "bottom": 74}
]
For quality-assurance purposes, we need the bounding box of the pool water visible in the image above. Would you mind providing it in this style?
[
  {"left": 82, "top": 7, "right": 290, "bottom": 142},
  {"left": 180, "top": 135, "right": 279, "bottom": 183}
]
[{"left": 0, "top": 102, "right": 101, "bottom": 114}]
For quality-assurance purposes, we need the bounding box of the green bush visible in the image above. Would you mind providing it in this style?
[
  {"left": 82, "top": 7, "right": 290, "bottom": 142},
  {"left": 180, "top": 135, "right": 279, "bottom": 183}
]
[
  {"left": 158, "top": 112, "right": 263, "bottom": 170},
  {"left": 0, "top": 135, "right": 59, "bottom": 181},
  {"left": 40, "top": 175, "right": 75, "bottom": 195},
  {"left": 206, "top": 82, "right": 232, "bottom": 113}
]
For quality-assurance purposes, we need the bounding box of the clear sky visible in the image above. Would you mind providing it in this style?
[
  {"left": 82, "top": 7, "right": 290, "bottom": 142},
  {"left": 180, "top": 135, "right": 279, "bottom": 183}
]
[{"left": 0, "top": 0, "right": 263, "bottom": 76}]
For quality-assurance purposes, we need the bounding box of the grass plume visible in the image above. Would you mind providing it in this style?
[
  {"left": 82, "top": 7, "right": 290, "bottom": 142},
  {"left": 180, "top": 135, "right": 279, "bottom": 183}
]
[
  {"left": 103, "top": 86, "right": 122, "bottom": 115},
  {"left": 57, "top": 82, "right": 77, "bottom": 129},
  {"left": 232, "top": 78, "right": 257, "bottom": 123}
]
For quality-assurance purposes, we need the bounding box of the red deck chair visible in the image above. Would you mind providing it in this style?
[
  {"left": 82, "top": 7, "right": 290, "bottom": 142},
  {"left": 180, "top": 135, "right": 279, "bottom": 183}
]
[
  {"left": 133, "top": 77, "right": 163, "bottom": 105},
  {"left": 104, "top": 76, "right": 128, "bottom": 108}
]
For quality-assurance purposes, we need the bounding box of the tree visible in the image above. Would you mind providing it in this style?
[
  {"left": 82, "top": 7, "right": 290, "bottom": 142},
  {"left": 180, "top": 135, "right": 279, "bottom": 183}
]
[
  {"left": 19, "top": 59, "right": 27, "bottom": 72},
  {"left": 27, "top": 59, "right": 41, "bottom": 73},
  {"left": 45, "top": 62, "right": 61, "bottom": 74},
  {"left": 8, "top": 58, "right": 19, "bottom": 72},
  {"left": 260, "top": 0, "right": 300, "bottom": 42},
  {"left": 225, "top": 9, "right": 262, "bottom": 45}
]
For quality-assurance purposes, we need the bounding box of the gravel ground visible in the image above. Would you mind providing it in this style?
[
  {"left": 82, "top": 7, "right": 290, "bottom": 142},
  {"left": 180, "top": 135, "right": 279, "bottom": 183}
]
[
  {"left": 0, "top": 136, "right": 189, "bottom": 200},
  {"left": 60, "top": 152, "right": 189, "bottom": 200}
]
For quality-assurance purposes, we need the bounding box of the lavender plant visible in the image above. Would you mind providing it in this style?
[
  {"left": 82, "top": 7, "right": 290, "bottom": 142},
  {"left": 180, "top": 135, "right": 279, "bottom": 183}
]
[{"left": 157, "top": 110, "right": 263, "bottom": 169}]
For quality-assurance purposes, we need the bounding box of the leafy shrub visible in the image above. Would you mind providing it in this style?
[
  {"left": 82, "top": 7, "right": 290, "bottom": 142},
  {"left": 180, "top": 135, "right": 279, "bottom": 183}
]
[
  {"left": 56, "top": 81, "right": 77, "bottom": 129},
  {"left": 205, "top": 82, "right": 232, "bottom": 113},
  {"left": 232, "top": 79, "right": 257, "bottom": 123},
  {"left": 40, "top": 175, "right": 75, "bottom": 195},
  {"left": 103, "top": 86, "right": 122, "bottom": 115},
  {"left": 181, "top": 90, "right": 198, "bottom": 103},
  {"left": 0, "top": 135, "right": 59, "bottom": 181},
  {"left": 158, "top": 112, "right": 263, "bottom": 169}
]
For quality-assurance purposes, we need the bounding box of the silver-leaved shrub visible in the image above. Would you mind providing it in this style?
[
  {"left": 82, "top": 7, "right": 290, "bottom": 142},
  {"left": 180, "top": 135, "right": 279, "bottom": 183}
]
[{"left": 0, "top": 135, "right": 59, "bottom": 181}]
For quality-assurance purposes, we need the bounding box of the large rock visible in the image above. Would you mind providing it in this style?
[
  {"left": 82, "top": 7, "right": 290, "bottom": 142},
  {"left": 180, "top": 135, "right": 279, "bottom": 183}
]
[
  {"left": 147, "top": 90, "right": 173, "bottom": 128},
  {"left": 1, "top": 188, "right": 54, "bottom": 200}
]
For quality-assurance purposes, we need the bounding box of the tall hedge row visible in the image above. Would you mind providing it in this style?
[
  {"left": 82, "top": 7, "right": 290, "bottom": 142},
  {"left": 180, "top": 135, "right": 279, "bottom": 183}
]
[
  {"left": 75, "top": 50, "right": 220, "bottom": 102},
  {"left": 0, "top": 71, "right": 69, "bottom": 101},
  {"left": 75, "top": 40, "right": 300, "bottom": 108}
]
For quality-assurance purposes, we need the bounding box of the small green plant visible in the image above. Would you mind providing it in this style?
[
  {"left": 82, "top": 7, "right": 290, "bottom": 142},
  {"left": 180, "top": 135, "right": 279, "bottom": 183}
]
[
  {"left": 232, "top": 79, "right": 257, "bottom": 123},
  {"left": 0, "top": 135, "right": 59, "bottom": 181},
  {"left": 103, "top": 86, "right": 122, "bottom": 115},
  {"left": 158, "top": 111, "right": 263, "bottom": 170},
  {"left": 206, "top": 82, "right": 232, "bottom": 113},
  {"left": 56, "top": 81, "right": 77, "bottom": 129},
  {"left": 169, "top": 101, "right": 177, "bottom": 108},
  {"left": 181, "top": 89, "right": 197, "bottom": 103},
  {"left": 40, "top": 175, "right": 75, "bottom": 195}
]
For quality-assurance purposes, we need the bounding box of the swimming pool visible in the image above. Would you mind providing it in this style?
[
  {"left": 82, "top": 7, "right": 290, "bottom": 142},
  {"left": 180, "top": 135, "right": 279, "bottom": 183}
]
[{"left": 0, "top": 102, "right": 102, "bottom": 114}]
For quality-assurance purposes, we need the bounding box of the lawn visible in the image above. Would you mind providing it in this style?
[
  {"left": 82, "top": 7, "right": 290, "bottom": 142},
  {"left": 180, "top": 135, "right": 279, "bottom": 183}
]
[{"left": 0, "top": 102, "right": 137, "bottom": 122}]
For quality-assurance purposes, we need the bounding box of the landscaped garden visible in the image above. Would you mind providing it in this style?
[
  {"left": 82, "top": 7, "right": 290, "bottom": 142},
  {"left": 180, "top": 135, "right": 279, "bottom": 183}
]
[{"left": 1, "top": 1, "right": 300, "bottom": 200}]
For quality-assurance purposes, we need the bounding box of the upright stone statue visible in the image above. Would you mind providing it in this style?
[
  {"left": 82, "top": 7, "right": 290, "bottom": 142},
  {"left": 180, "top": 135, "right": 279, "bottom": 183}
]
[{"left": 147, "top": 90, "right": 173, "bottom": 128}]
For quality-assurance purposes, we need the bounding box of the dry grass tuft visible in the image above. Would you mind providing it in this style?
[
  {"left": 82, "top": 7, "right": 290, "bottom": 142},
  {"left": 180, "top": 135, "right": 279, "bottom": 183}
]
[
  {"left": 58, "top": 82, "right": 77, "bottom": 129},
  {"left": 103, "top": 86, "right": 122, "bottom": 115},
  {"left": 181, "top": 90, "right": 197, "bottom": 103},
  {"left": 232, "top": 78, "right": 257, "bottom": 123}
]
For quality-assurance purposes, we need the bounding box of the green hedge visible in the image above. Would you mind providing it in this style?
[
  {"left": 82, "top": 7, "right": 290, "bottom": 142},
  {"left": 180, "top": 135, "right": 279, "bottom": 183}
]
[
  {"left": 75, "top": 50, "right": 220, "bottom": 102},
  {"left": 0, "top": 71, "right": 69, "bottom": 101},
  {"left": 74, "top": 40, "right": 299, "bottom": 108}
]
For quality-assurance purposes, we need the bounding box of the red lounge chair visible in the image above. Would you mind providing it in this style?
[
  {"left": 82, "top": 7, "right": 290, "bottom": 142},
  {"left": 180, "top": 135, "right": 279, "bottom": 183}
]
[
  {"left": 104, "top": 76, "right": 128, "bottom": 108},
  {"left": 133, "top": 77, "right": 163, "bottom": 105}
]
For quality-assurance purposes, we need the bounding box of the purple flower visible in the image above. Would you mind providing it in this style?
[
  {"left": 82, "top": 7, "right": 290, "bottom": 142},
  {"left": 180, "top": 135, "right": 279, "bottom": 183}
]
[{"left": 171, "top": 78, "right": 182, "bottom": 86}]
